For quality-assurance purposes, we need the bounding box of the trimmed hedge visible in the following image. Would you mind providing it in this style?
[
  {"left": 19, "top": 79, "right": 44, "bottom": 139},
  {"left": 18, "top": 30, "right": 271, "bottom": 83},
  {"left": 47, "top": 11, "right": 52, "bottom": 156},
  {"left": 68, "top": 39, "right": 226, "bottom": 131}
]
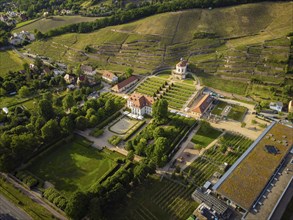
[
  {"left": 43, "top": 188, "right": 67, "bottom": 210},
  {"left": 123, "top": 120, "right": 146, "bottom": 141},
  {"left": 15, "top": 171, "right": 39, "bottom": 189}
]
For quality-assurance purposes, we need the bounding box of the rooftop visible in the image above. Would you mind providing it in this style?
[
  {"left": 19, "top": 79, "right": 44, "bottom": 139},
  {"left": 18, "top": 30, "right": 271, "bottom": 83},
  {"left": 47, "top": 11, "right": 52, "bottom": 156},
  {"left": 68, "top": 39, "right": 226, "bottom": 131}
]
[
  {"left": 214, "top": 123, "right": 293, "bottom": 210},
  {"left": 192, "top": 94, "right": 213, "bottom": 114},
  {"left": 176, "top": 60, "right": 188, "bottom": 67},
  {"left": 112, "top": 75, "right": 138, "bottom": 90},
  {"left": 129, "top": 93, "right": 154, "bottom": 108},
  {"left": 102, "top": 70, "right": 117, "bottom": 80}
]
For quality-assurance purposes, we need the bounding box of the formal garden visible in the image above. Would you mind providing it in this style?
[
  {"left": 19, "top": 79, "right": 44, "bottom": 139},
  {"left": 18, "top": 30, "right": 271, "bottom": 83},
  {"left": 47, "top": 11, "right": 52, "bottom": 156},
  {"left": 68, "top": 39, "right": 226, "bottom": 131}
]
[
  {"left": 25, "top": 135, "right": 125, "bottom": 198},
  {"left": 184, "top": 132, "right": 253, "bottom": 187},
  {"left": 211, "top": 100, "right": 248, "bottom": 122}
]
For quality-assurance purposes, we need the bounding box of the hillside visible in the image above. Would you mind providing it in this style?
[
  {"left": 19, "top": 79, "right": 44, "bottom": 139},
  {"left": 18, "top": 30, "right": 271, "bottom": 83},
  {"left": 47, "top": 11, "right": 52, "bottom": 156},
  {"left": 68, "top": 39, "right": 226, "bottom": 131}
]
[
  {"left": 24, "top": 1, "right": 293, "bottom": 100},
  {"left": 13, "top": 16, "right": 100, "bottom": 33}
]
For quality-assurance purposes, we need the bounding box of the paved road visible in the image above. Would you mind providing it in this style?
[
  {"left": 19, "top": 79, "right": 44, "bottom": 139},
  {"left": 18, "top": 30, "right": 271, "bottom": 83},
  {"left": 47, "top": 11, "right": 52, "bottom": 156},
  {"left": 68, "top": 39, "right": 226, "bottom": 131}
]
[{"left": 0, "top": 195, "right": 31, "bottom": 220}]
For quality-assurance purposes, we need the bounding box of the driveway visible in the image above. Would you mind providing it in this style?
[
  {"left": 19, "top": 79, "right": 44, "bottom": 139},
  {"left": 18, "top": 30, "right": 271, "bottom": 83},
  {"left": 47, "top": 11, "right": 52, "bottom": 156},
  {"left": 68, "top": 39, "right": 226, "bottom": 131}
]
[{"left": 0, "top": 195, "right": 31, "bottom": 220}]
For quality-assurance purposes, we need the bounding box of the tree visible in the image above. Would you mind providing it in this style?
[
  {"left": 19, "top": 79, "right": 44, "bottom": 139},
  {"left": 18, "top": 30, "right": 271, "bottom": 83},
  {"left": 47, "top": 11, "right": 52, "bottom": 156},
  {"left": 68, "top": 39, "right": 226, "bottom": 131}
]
[
  {"left": 88, "top": 198, "right": 102, "bottom": 220},
  {"left": 125, "top": 68, "right": 133, "bottom": 78},
  {"left": 41, "top": 119, "right": 60, "bottom": 141},
  {"left": 75, "top": 116, "right": 88, "bottom": 130},
  {"left": 153, "top": 137, "right": 168, "bottom": 166},
  {"left": 60, "top": 116, "right": 75, "bottom": 134},
  {"left": 18, "top": 86, "right": 30, "bottom": 98},
  {"left": 62, "top": 94, "right": 75, "bottom": 111},
  {"left": 34, "top": 57, "right": 43, "bottom": 70},
  {"left": 152, "top": 99, "right": 168, "bottom": 123},
  {"left": 38, "top": 99, "right": 54, "bottom": 120},
  {"left": 105, "top": 99, "right": 115, "bottom": 113},
  {"left": 65, "top": 192, "right": 88, "bottom": 220},
  {"left": 127, "top": 150, "right": 134, "bottom": 161}
]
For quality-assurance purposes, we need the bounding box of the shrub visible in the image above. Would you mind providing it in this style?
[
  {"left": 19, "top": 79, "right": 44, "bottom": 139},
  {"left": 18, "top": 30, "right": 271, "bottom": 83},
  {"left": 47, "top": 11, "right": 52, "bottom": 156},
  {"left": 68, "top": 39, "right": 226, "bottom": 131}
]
[
  {"left": 89, "top": 128, "right": 104, "bottom": 137},
  {"left": 108, "top": 135, "right": 122, "bottom": 146}
]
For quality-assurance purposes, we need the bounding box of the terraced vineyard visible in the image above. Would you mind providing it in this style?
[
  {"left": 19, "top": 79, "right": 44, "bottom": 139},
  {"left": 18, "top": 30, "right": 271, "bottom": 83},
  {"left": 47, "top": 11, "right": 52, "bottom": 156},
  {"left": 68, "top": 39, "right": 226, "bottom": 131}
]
[
  {"left": 108, "top": 175, "right": 198, "bottom": 220},
  {"left": 185, "top": 133, "right": 253, "bottom": 187},
  {"left": 135, "top": 77, "right": 167, "bottom": 96},
  {"left": 135, "top": 78, "right": 196, "bottom": 110},
  {"left": 162, "top": 82, "right": 196, "bottom": 110}
]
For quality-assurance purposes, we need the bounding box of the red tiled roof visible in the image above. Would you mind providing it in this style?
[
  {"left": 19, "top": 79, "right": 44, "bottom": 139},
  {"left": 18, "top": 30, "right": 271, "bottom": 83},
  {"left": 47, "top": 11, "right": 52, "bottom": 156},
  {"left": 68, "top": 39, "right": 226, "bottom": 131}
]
[
  {"left": 176, "top": 60, "right": 188, "bottom": 67},
  {"left": 129, "top": 93, "right": 154, "bottom": 108},
  {"left": 193, "top": 94, "right": 213, "bottom": 114},
  {"left": 112, "top": 75, "right": 138, "bottom": 90},
  {"left": 102, "top": 70, "right": 116, "bottom": 80}
]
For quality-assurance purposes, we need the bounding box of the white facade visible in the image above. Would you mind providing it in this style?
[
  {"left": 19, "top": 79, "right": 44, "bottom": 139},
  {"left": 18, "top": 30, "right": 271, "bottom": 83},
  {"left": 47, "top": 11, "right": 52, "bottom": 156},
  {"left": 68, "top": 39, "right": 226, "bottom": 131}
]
[
  {"left": 269, "top": 102, "right": 283, "bottom": 112},
  {"left": 127, "top": 100, "right": 152, "bottom": 116},
  {"left": 176, "top": 64, "right": 187, "bottom": 75},
  {"left": 102, "top": 75, "right": 118, "bottom": 84},
  {"left": 172, "top": 58, "right": 188, "bottom": 79}
]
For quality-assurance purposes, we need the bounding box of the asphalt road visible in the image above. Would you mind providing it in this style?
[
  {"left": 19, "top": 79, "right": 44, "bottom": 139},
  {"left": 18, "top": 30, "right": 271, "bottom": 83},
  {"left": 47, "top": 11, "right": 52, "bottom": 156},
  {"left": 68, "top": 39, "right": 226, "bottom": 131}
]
[{"left": 0, "top": 195, "right": 31, "bottom": 220}]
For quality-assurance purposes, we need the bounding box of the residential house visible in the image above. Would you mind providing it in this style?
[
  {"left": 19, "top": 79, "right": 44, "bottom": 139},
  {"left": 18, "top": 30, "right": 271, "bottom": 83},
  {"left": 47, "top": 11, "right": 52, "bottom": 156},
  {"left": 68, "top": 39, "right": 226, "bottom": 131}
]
[
  {"left": 64, "top": 74, "right": 76, "bottom": 84},
  {"left": 111, "top": 76, "right": 138, "bottom": 93},
  {"left": 192, "top": 94, "right": 213, "bottom": 118},
  {"left": 127, "top": 93, "right": 154, "bottom": 116},
  {"left": 102, "top": 70, "right": 118, "bottom": 84},
  {"left": 9, "top": 31, "right": 35, "bottom": 45},
  {"left": 81, "top": 65, "right": 96, "bottom": 76},
  {"left": 172, "top": 58, "right": 188, "bottom": 79},
  {"left": 269, "top": 101, "right": 283, "bottom": 112}
]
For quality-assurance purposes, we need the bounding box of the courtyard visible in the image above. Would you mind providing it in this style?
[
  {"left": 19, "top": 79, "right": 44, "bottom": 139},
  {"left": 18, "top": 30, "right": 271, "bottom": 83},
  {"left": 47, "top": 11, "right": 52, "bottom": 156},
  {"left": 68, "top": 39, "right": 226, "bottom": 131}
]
[{"left": 109, "top": 116, "right": 140, "bottom": 135}]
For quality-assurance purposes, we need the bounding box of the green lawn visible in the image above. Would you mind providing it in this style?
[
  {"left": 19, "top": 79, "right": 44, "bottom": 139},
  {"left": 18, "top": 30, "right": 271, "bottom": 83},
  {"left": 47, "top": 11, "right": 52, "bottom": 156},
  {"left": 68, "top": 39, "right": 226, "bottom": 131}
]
[
  {"left": 0, "top": 50, "right": 27, "bottom": 76},
  {"left": 27, "top": 136, "right": 123, "bottom": 197},
  {"left": 0, "top": 177, "right": 55, "bottom": 220},
  {"left": 211, "top": 101, "right": 228, "bottom": 116},
  {"left": 107, "top": 175, "right": 198, "bottom": 220},
  {"left": 191, "top": 124, "right": 222, "bottom": 148}
]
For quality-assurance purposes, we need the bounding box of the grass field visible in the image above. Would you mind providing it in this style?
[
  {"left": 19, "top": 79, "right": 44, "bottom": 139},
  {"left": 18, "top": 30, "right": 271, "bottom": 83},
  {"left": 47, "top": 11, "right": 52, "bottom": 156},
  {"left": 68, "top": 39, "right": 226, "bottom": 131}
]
[
  {"left": 191, "top": 124, "right": 222, "bottom": 148},
  {"left": 13, "top": 16, "right": 100, "bottom": 33},
  {"left": 0, "top": 177, "right": 55, "bottom": 220},
  {"left": 27, "top": 136, "right": 123, "bottom": 197},
  {"left": 0, "top": 50, "right": 27, "bottom": 76},
  {"left": 107, "top": 175, "right": 198, "bottom": 220}
]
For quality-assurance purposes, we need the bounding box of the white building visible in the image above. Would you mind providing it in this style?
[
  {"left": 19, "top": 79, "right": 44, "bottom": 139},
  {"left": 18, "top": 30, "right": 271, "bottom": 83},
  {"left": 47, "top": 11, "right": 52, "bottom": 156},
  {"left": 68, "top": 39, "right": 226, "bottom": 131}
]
[
  {"left": 102, "top": 70, "right": 118, "bottom": 84},
  {"left": 269, "top": 101, "right": 283, "bottom": 112},
  {"left": 172, "top": 58, "right": 188, "bottom": 79},
  {"left": 9, "top": 31, "right": 35, "bottom": 45},
  {"left": 127, "top": 93, "right": 154, "bottom": 116},
  {"left": 111, "top": 75, "right": 138, "bottom": 93}
]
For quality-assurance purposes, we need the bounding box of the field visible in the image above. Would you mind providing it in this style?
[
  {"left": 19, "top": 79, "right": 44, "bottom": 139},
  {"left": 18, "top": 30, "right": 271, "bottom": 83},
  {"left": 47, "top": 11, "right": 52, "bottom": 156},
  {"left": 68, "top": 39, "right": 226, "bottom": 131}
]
[
  {"left": 27, "top": 135, "right": 124, "bottom": 197},
  {"left": 191, "top": 124, "right": 222, "bottom": 148},
  {"left": 0, "top": 50, "right": 27, "bottom": 76},
  {"left": 13, "top": 16, "right": 100, "bottom": 33},
  {"left": 0, "top": 177, "right": 55, "bottom": 220},
  {"left": 107, "top": 175, "right": 198, "bottom": 220},
  {"left": 185, "top": 132, "right": 253, "bottom": 187},
  {"left": 211, "top": 101, "right": 248, "bottom": 122}
]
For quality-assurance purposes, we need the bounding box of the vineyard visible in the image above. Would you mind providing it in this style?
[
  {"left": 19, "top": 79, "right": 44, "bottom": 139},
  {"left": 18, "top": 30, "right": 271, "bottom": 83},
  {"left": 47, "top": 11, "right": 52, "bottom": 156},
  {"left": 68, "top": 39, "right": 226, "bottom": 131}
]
[
  {"left": 185, "top": 133, "right": 253, "bottom": 187},
  {"left": 108, "top": 175, "right": 198, "bottom": 220},
  {"left": 135, "top": 77, "right": 196, "bottom": 110}
]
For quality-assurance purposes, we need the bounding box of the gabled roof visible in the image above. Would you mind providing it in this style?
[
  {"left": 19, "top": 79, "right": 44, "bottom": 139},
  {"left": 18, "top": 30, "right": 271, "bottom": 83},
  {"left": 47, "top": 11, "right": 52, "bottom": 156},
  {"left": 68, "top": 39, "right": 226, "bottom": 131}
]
[
  {"left": 102, "top": 70, "right": 117, "bottom": 80},
  {"left": 176, "top": 60, "right": 188, "bottom": 67},
  {"left": 129, "top": 93, "right": 154, "bottom": 109},
  {"left": 112, "top": 75, "right": 138, "bottom": 90},
  {"left": 193, "top": 94, "right": 213, "bottom": 114}
]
